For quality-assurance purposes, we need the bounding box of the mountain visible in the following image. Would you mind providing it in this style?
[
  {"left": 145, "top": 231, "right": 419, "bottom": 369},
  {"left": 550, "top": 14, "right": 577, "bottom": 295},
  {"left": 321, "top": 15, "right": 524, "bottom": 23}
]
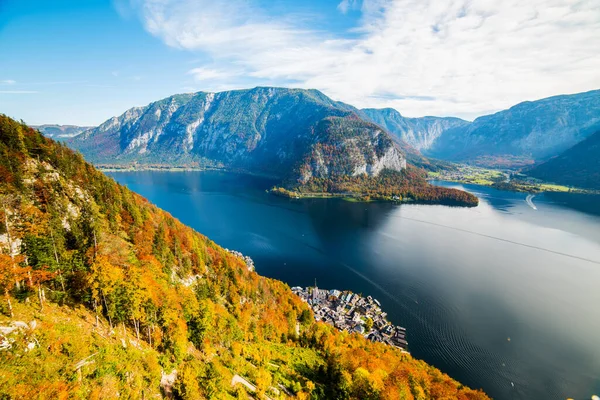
[
  {"left": 69, "top": 87, "right": 405, "bottom": 183},
  {"left": 0, "top": 114, "right": 489, "bottom": 398},
  {"left": 527, "top": 130, "right": 600, "bottom": 189},
  {"left": 360, "top": 108, "right": 468, "bottom": 151},
  {"left": 67, "top": 87, "right": 480, "bottom": 206},
  {"left": 33, "top": 124, "right": 93, "bottom": 141},
  {"left": 67, "top": 88, "right": 600, "bottom": 172},
  {"left": 425, "top": 90, "right": 600, "bottom": 167}
]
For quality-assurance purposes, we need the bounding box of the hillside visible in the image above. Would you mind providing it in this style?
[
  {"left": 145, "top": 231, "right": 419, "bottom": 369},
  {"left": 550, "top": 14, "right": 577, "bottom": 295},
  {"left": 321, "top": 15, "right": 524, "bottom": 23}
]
[
  {"left": 426, "top": 89, "right": 600, "bottom": 167},
  {"left": 527, "top": 130, "right": 600, "bottom": 189},
  {"left": 0, "top": 115, "right": 489, "bottom": 398},
  {"left": 34, "top": 124, "right": 93, "bottom": 141},
  {"left": 68, "top": 87, "right": 404, "bottom": 183},
  {"left": 360, "top": 108, "right": 468, "bottom": 152}
]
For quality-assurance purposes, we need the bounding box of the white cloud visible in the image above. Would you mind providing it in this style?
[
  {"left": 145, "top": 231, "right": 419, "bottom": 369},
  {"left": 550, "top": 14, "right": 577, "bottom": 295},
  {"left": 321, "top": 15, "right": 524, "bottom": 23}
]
[
  {"left": 129, "top": 0, "right": 600, "bottom": 119},
  {"left": 1, "top": 80, "right": 16, "bottom": 85},
  {"left": 187, "top": 67, "right": 240, "bottom": 81}
]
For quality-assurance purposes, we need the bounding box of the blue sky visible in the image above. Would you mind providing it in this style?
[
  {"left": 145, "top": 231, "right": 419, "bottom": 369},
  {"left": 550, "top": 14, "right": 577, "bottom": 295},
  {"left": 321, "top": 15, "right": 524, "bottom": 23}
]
[{"left": 1, "top": 0, "right": 599, "bottom": 125}]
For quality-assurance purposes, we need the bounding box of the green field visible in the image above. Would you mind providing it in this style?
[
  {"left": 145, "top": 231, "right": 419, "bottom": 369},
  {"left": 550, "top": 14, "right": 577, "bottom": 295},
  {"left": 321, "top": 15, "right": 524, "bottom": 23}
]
[{"left": 428, "top": 165, "right": 597, "bottom": 194}]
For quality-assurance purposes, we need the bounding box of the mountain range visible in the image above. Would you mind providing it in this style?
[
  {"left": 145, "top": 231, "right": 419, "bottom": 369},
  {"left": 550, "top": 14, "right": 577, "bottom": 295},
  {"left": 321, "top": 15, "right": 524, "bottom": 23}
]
[
  {"left": 424, "top": 89, "right": 600, "bottom": 167},
  {"left": 64, "top": 87, "right": 600, "bottom": 189},
  {"left": 360, "top": 108, "right": 468, "bottom": 152},
  {"left": 33, "top": 124, "right": 94, "bottom": 141},
  {"left": 69, "top": 88, "right": 406, "bottom": 183}
]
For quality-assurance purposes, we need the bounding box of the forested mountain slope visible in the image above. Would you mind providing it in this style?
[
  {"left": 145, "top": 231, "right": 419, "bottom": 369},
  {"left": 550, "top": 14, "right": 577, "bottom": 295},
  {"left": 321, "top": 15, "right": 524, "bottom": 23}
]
[
  {"left": 0, "top": 114, "right": 488, "bottom": 399},
  {"left": 527, "top": 130, "right": 600, "bottom": 189}
]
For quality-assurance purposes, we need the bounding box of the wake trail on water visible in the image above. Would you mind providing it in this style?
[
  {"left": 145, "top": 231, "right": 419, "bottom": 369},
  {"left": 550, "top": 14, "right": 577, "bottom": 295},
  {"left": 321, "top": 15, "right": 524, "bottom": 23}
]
[
  {"left": 525, "top": 194, "right": 537, "bottom": 210},
  {"left": 391, "top": 215, "right": 600, "bottom": 265}
]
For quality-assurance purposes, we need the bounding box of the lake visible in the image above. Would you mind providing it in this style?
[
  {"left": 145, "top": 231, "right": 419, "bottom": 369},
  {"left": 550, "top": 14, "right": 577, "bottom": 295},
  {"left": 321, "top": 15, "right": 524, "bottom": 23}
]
[{"left": 107, "top": 170, "right": 600, "bottom": 400}]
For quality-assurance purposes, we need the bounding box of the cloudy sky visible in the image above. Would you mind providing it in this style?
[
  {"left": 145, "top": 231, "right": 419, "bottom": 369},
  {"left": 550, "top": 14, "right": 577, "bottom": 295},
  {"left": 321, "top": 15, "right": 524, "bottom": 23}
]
[{"left": 1, "top": 0, "right": 599, "bottom": 125}]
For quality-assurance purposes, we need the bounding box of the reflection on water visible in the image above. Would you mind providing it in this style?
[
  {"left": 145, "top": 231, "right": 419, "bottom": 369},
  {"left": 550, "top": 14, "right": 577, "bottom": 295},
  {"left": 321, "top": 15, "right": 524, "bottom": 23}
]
[{"left": 109, "top": 171, "right": 600, "bottom": 400}]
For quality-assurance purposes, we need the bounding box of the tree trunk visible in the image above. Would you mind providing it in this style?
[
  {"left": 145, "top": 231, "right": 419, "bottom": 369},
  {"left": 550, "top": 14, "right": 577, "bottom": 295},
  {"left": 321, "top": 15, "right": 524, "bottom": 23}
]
[
  {"left": 134, "top": 319, "right": 140, "bottom": 341},
  {"left": 93, "top": 299, "right": 99, "bottom": 326},
  {"left": 27, "top": 270, "right": 33, "bottom": 287},
  {"left": 49, "top": 229, "right": 66, "bottom": 292},
  {"left": 4, "top": 206, "right": 19, "bottom": 290},
  {"left": 101, "top": 291, "right": 112, "bottom": 329},
  {"left": 38, "top": 284, "right": 44, "bottom": 310},
  {"left": 93, "top": 230, "right": 98, "bottom": 260},
  {"left": 4, "top": 289, "right": 13, "bottom": 318}
]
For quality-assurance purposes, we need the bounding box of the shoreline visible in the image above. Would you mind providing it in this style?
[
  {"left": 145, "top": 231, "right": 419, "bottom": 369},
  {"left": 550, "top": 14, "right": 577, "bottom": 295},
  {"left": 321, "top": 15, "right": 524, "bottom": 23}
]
[
  {"left": 428, "top": 177, "right": 600, "bottom": 195},
  {"left": 99, "top": 166, "right": 281, "bottom": 180},
  {"left": 270, "top": 190, "right": 414, "bottom": 204},
  {"left": 269, "top": 187, "right": 478, "bottom": 207}
]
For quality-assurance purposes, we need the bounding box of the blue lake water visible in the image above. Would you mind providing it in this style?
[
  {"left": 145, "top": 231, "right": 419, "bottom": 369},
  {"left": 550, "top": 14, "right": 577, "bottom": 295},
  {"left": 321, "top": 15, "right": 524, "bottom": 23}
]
[{"left": 108, "top": 170, "right": 600, "bottom": 400}]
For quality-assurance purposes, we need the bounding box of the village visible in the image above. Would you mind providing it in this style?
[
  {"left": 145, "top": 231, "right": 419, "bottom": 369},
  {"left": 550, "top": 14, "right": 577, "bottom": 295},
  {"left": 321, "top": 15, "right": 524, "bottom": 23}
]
[{"left": 292, "top": 285, "right": 408, "bottom": 351}]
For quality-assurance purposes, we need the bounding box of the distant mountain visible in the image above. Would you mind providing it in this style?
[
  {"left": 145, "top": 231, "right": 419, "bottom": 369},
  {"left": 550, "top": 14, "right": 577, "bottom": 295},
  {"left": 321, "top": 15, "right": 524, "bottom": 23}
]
[
  {"left": 425, "top": 90, "right": 600, "bottom": 167},
  {"left": 69, "top": 87, "right": 406, "bottom": 182},
  {"left": 360, "top": 108, "right": 468, "bottom": 151},
  {"left": 34, "top": 124, "right": 93, "bottom": 141},
  {"left": 527, "top": 130, "right": 600, "bottom": 189}
]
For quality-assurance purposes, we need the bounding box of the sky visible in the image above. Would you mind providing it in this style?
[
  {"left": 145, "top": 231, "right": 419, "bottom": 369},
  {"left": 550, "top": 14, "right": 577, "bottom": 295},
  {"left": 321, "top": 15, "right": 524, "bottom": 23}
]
[{"left": 0, "top": 0, "right": 599, "bottom": 126}]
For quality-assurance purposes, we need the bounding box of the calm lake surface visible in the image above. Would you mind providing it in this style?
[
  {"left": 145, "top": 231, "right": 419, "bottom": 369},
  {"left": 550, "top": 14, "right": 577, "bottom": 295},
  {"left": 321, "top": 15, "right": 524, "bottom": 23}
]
[{"left": 108, "top": 171, "right": 600, "bottom": 400}]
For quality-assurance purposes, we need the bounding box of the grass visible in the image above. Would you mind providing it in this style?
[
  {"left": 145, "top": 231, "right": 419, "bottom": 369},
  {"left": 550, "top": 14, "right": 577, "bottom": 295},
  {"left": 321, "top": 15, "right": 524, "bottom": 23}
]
[{"left": 537, "top": 183, "right": 571, "bottom": 192}]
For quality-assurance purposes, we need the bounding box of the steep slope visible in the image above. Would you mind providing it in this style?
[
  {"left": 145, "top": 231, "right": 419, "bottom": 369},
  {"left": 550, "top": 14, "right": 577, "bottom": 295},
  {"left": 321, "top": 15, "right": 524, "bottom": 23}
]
[
  {"left": 361, "top": 108, "right": 468, "bottom": 151},
  {"left": 527, "top": 130, "right": 600, "bottom": 189},
  {"left": 34, "top": 124, "right": 93, "bottom": 141},
  {"left": 0, "top": 115, "right": 489, "bottom": 399},
  {"left": 69, "top": 88, "right": 405, "bottom": 182},
  {"left": 426, "top": 89, "right": 600, "bottom": 167}
]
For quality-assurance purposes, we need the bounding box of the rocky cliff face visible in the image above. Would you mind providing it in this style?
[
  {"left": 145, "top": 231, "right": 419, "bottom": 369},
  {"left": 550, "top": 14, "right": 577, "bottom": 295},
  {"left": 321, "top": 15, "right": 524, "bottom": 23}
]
[
  {"left": 360, "top": 108, "right": 468, "bottom": 151},
  {"left": 297, "top": 116, "right": 406, "bottom": 183},
  {"left": 425, "top": 89, "right": 600, "bottom": 167},
  {"left": 69, "top": 87, "right": 406, "bottom": 181}
]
